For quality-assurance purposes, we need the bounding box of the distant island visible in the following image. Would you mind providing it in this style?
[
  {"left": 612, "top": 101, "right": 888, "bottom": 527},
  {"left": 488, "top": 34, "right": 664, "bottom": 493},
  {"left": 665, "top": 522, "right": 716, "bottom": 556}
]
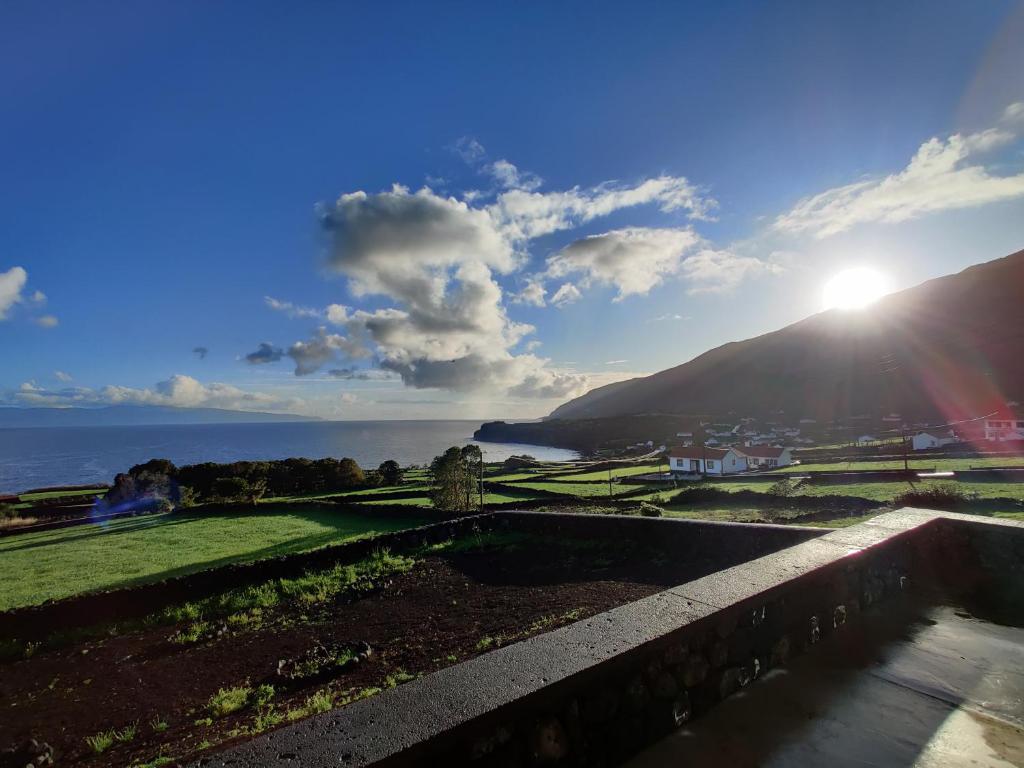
[{"left": 0, "top": 405, "right": 319, "bottom": 429}]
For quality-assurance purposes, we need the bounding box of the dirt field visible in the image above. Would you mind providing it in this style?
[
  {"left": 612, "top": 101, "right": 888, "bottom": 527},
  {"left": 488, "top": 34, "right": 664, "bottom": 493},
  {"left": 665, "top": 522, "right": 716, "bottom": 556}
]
[{"left": 0, "top": 534, "right": 705, "bottom": 767}]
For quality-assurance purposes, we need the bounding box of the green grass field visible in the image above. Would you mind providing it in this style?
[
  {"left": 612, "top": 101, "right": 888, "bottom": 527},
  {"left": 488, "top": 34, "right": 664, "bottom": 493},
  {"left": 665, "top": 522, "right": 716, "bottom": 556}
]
[
  {"left": 778, "top": 456, "right": 1024, "bottom": 473},
  {"left": 0, "top": 508, "right": 428, "bottom": 611}
]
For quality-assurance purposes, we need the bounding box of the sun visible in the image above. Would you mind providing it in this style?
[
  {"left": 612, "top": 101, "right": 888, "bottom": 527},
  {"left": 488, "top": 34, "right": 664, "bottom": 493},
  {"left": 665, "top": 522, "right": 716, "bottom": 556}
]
[{"left": 822, "top": 267, "right": 891, "bottom": 311}]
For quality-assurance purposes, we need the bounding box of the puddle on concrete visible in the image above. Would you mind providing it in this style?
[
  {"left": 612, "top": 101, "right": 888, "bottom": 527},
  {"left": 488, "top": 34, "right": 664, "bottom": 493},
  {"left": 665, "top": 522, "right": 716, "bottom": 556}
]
[{"left": 627, "top": 602, "right": 1024, "bottom": 768}]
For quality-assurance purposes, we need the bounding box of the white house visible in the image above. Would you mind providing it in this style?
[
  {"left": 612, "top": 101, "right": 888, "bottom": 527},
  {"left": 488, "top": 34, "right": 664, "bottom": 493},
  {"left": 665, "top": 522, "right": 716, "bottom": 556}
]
[
  {"left": 984, "top": 414, "right": 1024, "bottom": 442},
  {"left": 911, "top": 431, "right": 959, "bottom": 451},
  {"left": 668, "top": 446, "right": 747, "bottom": 476},
  {"left": 736, "top": 444, "right": 794, "bottom": 469}
]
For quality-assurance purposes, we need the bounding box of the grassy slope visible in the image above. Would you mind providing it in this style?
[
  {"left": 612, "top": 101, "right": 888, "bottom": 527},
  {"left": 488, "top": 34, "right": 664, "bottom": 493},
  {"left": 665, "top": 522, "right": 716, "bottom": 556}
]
[
  {"left": 0, "top": 508, "right": 427, "bottom": 611},
  {"left": 778, "top": 456, "right": 1024, "bottom": 473}
]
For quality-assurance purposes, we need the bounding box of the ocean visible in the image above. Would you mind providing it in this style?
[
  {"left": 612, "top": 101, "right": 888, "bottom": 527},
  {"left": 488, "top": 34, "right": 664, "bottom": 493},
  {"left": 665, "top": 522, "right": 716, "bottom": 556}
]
[{"left": 0, "top": 421, "right": 578, "bottom": 493}]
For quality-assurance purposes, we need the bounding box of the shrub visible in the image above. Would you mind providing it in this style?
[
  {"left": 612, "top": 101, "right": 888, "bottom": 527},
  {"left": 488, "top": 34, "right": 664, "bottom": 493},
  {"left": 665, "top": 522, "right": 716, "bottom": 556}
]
[
  {"left": 0, "top": 503, "right": 17, "bottom": 519},
  {"left": 638, "top": 502, "right": 663, "bottom": 517},
  {"left": 768, "top": 478, "right": 797, "bottom": 497},
  {"left": 893, "top": 482, "right": 973, "bottom": 509},
  {"left": 377, "top": 459, "right": 403, "bottom": 486},
  {"left": 85, "top": 731, "right": 115, "bottom": 754},
  {"left": 213, "top": 476, "right": 249, "bottom": 502}
]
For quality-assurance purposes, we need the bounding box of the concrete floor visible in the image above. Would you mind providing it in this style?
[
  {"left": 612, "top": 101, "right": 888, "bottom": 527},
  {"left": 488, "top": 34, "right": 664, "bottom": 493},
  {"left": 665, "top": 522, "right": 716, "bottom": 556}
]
[{"left": 628, "top": 603, "right": 1024, "bottom": 768}]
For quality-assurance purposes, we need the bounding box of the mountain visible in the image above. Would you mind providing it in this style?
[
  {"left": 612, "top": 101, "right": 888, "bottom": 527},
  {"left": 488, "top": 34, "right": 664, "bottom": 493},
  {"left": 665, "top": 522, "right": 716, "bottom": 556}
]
[
  {"left": 546, "top": 249, "right": 1024, "bottom": 424},
  {"left": 0, "top": 405, "right": 319, "bottom": 428}
]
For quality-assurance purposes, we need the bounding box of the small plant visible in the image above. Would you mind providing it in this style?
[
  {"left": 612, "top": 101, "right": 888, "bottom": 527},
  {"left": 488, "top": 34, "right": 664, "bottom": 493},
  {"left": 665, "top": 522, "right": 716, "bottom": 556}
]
[
  {"left": 475, "top": 636, "right": 494, "bottom": 651},
  {"left": 253, "top": 683, "right": 275, "bottom": 708},
  {"left": 85, "top": 730, "right": 115, "bottom": 754},
  {"left": 150, "top": 715, "right": 169, "bottom": 733},
  {"left": 170, "top": 620, "right": 209, "bottom": 644},
  {"left": 193, "top": 717, "right": 213, "bottom": 727},
  {"left": 384, "top": 670, "right": 416, "bottom": 688},
  {"left": 208, "top": 685, "right": 251, "bottom": 718},
  {"left": 114, "top": 723, "right": 138, "bottom": 743},
  {"left": 638, "top": 502, "right": 663, "bottom": 517}
]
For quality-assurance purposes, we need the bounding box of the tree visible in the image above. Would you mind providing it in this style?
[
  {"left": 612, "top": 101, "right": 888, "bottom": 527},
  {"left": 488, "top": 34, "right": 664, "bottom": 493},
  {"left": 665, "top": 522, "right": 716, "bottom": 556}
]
[
  {"left": 460, "top": 445, "right": 483, "bottom": 511},
  {"left": 378, "top": 459, "right": 403, "bottom": 486},
  {"left": 213, "top": 476, "right": 249, "bottom": 501},
  {"left": 430, "top": 447, "right": 474, "bottom": 512}
]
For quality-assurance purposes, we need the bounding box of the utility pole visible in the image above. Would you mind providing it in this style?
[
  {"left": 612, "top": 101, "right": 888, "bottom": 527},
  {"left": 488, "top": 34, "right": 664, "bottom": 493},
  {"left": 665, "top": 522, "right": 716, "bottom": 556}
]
[
  {"left": 607, "top": 466, "right": 613, "bottom": 500},
  {"left": 901, "top": 426, "right": 909, "bottom": 473},
  {"left": 479, "top": 455, "right": 484, "bottom": 512}
]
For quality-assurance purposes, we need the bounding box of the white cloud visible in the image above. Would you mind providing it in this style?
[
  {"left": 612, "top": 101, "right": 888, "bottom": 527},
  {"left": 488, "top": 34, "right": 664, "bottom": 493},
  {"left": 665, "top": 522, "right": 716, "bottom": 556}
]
[
  {"left": 257, "top": 165, "right": 721, "bottom": 398},
  {"left": 679, "top": 248, "right": 782, "bottom": 294},
  {"left": 487, "top": 159, "right": 543, "bottom": 191},
  {"left": 0, "top": 266, "right": 28, "bottom": 319},
  {"left": 490, "top": 176, "right": 716, "bottom": 241},
  {"left": 9, "top": 375, "right": 305, "bottom": 413},
  {"left": 511, "top": 278, "right": 547, "bottom": 307},
  {"left": 54, "top": 370, "right": 72, "bottom": 382},
  {"left": 775, "top": 103, "right": 1024, "bottom": 238},
  {"left": 550, "top": 282, "right": 582, "bottom": 307},
  {"left": 544, "top": 227, "right": 702, "bottom": 301},
  {"left": 451, "top": 136, "right": 486, "bottom": 164},
  {"left": 265, "top": 296, "right": 323, "bottom": 319},
  {"left": 316, "top": 184, "right": 584, "bottom": 395},
  {"left": 0, "top": 266, "right": 56, "bottom": 324}
]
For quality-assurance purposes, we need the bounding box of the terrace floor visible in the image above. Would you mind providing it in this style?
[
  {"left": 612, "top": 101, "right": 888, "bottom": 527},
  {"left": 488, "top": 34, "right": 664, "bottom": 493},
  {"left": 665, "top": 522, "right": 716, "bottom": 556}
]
[{"left": 629, "top": 602, "right": 1024, "bottom": 768}]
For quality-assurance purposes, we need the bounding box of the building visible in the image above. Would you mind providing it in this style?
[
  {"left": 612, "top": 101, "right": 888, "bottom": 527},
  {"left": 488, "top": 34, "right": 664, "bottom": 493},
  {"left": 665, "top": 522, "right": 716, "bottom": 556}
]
[
  {"left": 856, "top": 435, "right": 877, "bottom": 446},
  {"left": 668, "top": 446, "right": 747, "bottom": 476},
  {"left": 984, "top": 413, "right": 1024, "bottom": 442},
  {"left": 736, "top": 444, "right": 794, "bottom": 469},
  {"left": 911, "top": 431, "right": 959, "bottom": 451}
]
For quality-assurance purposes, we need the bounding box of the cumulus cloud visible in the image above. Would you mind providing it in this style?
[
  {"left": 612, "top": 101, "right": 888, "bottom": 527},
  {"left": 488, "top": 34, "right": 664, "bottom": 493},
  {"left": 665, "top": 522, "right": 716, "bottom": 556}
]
[
  {"left": 9, "top": 375, "right": 304, "bottom": 413},
  {"left": 0, "top": 266, "right": 28, "bottom": 319},
  {"left": 327, "top": 367, "right": 399, "bottom": 381},
  {"left": 34, "top": 315, "right": 58, "bottom": 328},
  {"left": 544, "top": 227, "right": 703, "bottom": 301},
  {"left": 254, "top": 165, "right": 723, "bottom": 398},
  {"left": 775, "top": 102, "right": 1024, "bottom": 238},
  {"left": 54, "top": 370, "right": 73, "bottom": 382},
  {"left": 193, "top": 346, "right": 209, "bottom": 359},
  {"left": 245, "top": 342, "right": 284, "bottom": 364}
]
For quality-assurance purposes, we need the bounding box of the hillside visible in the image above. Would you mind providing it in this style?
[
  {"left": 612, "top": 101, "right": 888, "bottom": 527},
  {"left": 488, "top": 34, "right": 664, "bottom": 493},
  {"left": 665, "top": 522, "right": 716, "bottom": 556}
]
[{"left": 547, "top": 249, "right": 1024, "bottom": 423}]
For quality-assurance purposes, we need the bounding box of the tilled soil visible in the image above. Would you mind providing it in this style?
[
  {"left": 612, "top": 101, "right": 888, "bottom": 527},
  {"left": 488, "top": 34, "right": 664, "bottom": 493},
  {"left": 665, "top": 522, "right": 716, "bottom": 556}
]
[{"left": 0, "top": 536, "right": 705, "bottom": 767}]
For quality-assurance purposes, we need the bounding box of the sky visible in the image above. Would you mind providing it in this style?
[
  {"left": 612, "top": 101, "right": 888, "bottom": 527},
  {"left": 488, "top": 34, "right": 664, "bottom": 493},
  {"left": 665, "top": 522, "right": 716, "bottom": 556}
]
[{"left": 2, "top": 0, "right": 1024, "bottom": 421}]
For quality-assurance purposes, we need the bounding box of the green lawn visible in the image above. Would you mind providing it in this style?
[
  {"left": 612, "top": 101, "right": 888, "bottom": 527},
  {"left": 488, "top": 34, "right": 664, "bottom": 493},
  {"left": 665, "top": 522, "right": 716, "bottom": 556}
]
[
  {"left": 18, "top": 487, "right": 107, "bottom": 502},
  {"left": 546, "top": 463, "right": 661, "bottom": 481},
  {"left": 780, "top": 456, "right": 1024, "bottom": 473},
  {"left": 0, "top": 507, "right": 428, "bottom": 611}
]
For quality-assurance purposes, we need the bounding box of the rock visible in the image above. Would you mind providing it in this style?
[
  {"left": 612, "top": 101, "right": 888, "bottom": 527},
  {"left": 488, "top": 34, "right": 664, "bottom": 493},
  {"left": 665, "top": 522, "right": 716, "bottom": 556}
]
[
  {"left": 809, "top": 615, "right": 821, "bottom": 645},
  {"left": 623, "top": 676, "right": 650, "bottom": 713},
  {"left": 650, "top": 671, "right": 678, "bottom": 701},
  {"left": 833, "top": 604, "right": 847, "bottom": 628},
  {"left": 662, "top": 641, "right": 688, "bottom": 666},
  {"left": 681, "top": 654, "right": 709, "bottom": 687},
  {"left": 770, "top": 635, "right": 790, "bottom": 667},
  {"left": 709, "top": 640, "right": 728, "bottom": 669},
  {"left": 671, "top": 691, "right": 692, "bottom": 727},
  {"left": 717, "top": 667, "right": 743, "bottom": 700},
  {"left": 530, "top": 716, "right": 569, "bottom": 762},
  {"left": 580, "top": 689, "right": 618, "bottom": 724}
]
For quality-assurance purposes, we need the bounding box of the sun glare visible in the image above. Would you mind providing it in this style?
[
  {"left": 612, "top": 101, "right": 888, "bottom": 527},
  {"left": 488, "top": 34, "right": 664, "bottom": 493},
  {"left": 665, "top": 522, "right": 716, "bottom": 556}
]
[{"left": 822, "top": 267, "right": 890, "bottom": 311}]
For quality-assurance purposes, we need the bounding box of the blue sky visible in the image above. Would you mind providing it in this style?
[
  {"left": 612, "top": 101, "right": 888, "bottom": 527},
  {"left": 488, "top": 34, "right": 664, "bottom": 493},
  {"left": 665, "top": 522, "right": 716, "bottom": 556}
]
[{"left": 2, "top": 0, "right": 1023, "bottom": 419}]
